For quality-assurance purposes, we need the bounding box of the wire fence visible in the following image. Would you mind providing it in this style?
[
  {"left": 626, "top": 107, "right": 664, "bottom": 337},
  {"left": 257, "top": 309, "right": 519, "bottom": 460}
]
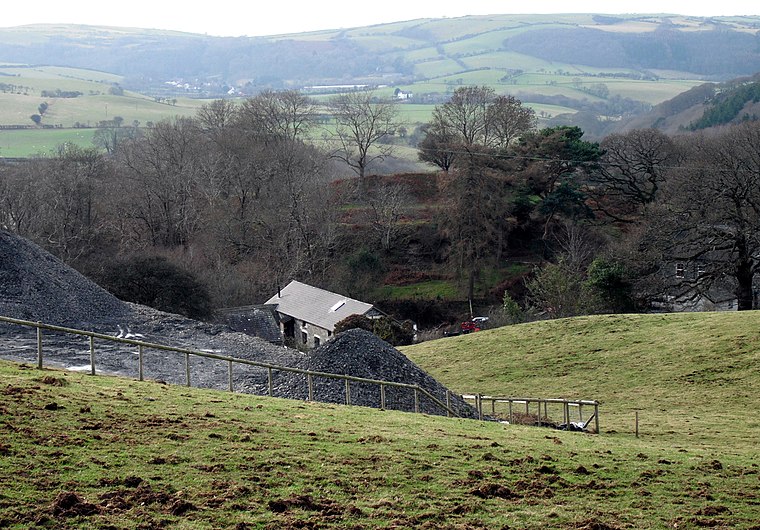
[
  {"left": 462, "top": 394, "right": 600, "bottom": 433},
  {"left": 0, "top": 315, "right": 601, "bottom": 432},
  {"left": 0, "top": 315, "right": 460, "bottom": 418}
]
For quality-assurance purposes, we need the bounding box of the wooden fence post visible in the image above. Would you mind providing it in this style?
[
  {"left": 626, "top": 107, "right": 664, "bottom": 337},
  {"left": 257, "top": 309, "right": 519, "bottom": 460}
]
[
  {"left": 267, "top": 367, "right": 273, "bottom": 397},
  {"left": 594, "top": 403, "right": 600, "bottom": 434},
  {"left": 307, "top": 373, "right": 313, "bottom": 401},
  {"left": 635, "top": 411, "right": 639, "bottom": 438},
  {"left": 89, "top": 336, "right": 95, "bottom": 376},
  {"left": 380, "top": 384, "right": 386, "bottom": 410},
  {"left": 36, "top": 324, "right": 43, "bottom": 369},
  {"left": 446, "top": 391, "right": 451, "bottom": 418},
  {"left": 228, "top": 360, "right": 233, "bottom": 392},
  {"left": 185, "top": 352, "right": 191, "bottom": 387},
  {"left": 345, "top": 379, "right": 351, "bottom": 406},
  {"left": 414, "top": 388, "right": 419, "bottom": 414},
  {"left": 508, "top": 400, "right": 513, "bottom": 424},
  {"left": 138, "top": 344, "right": 144, "bottom": 381}
]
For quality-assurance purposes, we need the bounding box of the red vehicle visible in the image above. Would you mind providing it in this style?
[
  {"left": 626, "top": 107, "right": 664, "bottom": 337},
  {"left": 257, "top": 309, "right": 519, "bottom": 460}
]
[
  {"left": 460, "top": 321, "right": 481, "bottom": 333},
  {"left": 461, "top": 317, "right": 488, "bottom": 333}
]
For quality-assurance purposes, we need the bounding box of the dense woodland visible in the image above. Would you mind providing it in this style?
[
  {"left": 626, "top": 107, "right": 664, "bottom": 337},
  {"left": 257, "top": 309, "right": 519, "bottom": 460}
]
[{"left": 3, "top": 86, "right": 760, "bottom": 327}]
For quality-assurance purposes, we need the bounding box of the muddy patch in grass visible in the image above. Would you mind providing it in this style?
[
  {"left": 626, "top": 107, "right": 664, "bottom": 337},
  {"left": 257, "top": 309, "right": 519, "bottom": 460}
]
[
  {"left": 565, "top": 519, "right": 622, "bottom": 530},
  {"left": 51, "top": 491, "right": 100, "bottom": 518},
  {"left": 267, "top": 494, "right": 343, "bottom": 516},
  {"left": 38, "top": 375, "right": 68, "bottom": 387},
  {"left": 469, "top": 483, "right": 518, "bottom": 500},
  {"left": 98, "top": 482, "right": 185, "bottom": 515}
]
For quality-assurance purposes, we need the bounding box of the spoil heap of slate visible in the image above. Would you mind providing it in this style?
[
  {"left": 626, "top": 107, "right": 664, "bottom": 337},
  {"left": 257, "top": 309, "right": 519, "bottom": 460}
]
[
  {"left": 0, "top": 230, "right": 131, "bottom": 328},
  {"left": 269, "top": 329, "right": 479, "bottom": 419},
  {"left": 0, "top": 230, "right": 292, "bottom": 382}
]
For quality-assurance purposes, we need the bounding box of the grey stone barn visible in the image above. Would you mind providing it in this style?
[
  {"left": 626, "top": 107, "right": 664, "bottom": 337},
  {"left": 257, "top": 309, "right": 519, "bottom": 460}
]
[{"left": 265, "top": 280, "right": 383, "bottom": 349}]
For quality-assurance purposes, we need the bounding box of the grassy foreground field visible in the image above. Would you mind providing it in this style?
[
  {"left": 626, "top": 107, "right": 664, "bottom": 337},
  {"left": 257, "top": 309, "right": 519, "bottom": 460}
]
[{"left": 2, "top": 311, "right": 760, "bottom": 528}]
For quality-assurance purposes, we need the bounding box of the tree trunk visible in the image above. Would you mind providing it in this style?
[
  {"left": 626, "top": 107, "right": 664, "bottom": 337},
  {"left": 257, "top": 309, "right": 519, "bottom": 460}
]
[{"left": 735, "top": 259, "right": 754, "bottom": 310}]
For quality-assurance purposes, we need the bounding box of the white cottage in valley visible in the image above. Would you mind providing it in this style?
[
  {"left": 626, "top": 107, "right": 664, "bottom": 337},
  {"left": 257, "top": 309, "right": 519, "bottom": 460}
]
[{"left": 265, "top": 280, "right": 383, "bottom": 349}]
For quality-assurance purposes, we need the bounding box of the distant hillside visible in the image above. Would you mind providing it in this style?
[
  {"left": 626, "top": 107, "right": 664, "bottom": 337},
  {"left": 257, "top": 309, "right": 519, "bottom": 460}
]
[
  {"left": 501, "top": 19, "right": 760, "bottom": 78},
  {"left": 2, "top": 15, "right": 760, "bottom": 145},
  {"left": 617, "top": 73, "right": 760, "bottom": 133},
  {"left": 1, "top": 14, "right": 759, "bottom": 97}
]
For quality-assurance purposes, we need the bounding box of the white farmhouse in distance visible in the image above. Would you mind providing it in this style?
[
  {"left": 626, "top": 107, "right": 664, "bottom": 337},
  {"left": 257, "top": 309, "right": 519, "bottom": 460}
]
[
  {"left": 394, "top": 88, "right": 413, "bottom": 100},
  {"left": 265, "top": 280, "right": 383, "bottom": 349}
]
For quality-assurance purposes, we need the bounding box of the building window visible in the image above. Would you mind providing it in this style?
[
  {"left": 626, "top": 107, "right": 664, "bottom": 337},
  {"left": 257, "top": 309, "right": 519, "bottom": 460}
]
[
  {"left": 314, "top": 336, "right": 320, "bottom": 347},
  {"left": 301, "top": 331, "right": 308, "bottom": 344},
  {"left": 675, "top": 262, "right": 686, "bottom": 279}
]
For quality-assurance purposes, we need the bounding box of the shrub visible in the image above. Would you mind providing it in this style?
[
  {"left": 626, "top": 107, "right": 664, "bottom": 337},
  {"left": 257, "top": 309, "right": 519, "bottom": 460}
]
[
  {"left": 502, "top": 293, "right": 525, "bottom": 324},
  {"left": 334, "top": 314, "right": 414, "bottom": 346},
  {"left": 334, "top": 314, "right": 374, "bottom": 334},
  {"left": 99, "top": 255, "right": 213, "bottom": 320}
]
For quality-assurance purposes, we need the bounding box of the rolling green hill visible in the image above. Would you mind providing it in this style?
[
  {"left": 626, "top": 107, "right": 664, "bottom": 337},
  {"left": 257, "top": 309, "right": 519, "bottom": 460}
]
[
  {"left": 402, "top": 311, "right": 760, "bottom": 450},
  {"left": 2, "top": 309, "right": 760, "bottom": 528}
]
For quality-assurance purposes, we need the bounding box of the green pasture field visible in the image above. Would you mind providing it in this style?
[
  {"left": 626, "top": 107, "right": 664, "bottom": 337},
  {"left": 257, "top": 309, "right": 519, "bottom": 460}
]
[
  {"left": 393, "top": 104, "right": 435, "bottom": 126},
  {"left": 2, "top": 308, "right": 760, "bottom": 527},
  {"left": 412, "top": 58, "right": 466, "bottom": 79},
  {"left": 0, "top": 65, "right": 117, "bottom": 97},
  {"left": 348, "top": 34, "right": 421, "bottom": 52},
  {"left": 0, "top": 64, "right": 205, "bottom": 128},
  {"left": 402, "top": 311, "right": 760, "bottom": 451},
  {"left": 440, "top": 24, "right": 566, "bottom": 56},
  {"left": 0, "top": 65, "right": 121, "bottom": 84},
  {"left": 406, "top": 14, "right": 595, "bottom": 42},
  {"left": 404, "top": 46, "right": 443, "bottom": 63},
  {"left": 372, "top": 264, "right": 530, "bottom": 302},
  {"left": 0, "top": 64, "right": 212, "bottom": 156},
  {"left": 610, "top": 79, "right": 705, "bottom": 105},
  {"left": 0, "top": 129, "right": 97, "bottom": 157},
  {"left": 459, "top": 51, "right": 557, "bottom": 72},
  {"left": 373, "top": 279, "right": 460, "bottom": 301},
  {"left": 531, "top": 103, "right": 580, "bottom": 120},
  {"left": 430, "top": 70, "right": 513, "bottom": 89},
  {"left": 39, "top": 94, "right": 202, "bottom": 128}
]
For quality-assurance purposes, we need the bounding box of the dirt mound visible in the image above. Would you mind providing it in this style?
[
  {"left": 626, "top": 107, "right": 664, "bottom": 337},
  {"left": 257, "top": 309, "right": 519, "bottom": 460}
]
[
  {"left": 270, "top": 329, "right": 478, "bottom": 418},
  {"left": 0, "top": 230, "right": 130, "bottom": 328},
  {"left": 50, "top": 491, "right": 99, "bottom": 518}
]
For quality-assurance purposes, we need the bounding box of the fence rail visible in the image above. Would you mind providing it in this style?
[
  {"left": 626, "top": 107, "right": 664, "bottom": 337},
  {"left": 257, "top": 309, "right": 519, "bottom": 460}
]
[
  {"left": 462, "top": 394, "right": 600, "bottom": 434},
  {"left": 0, "top": 315, "right": 460, "bottom": 418}
]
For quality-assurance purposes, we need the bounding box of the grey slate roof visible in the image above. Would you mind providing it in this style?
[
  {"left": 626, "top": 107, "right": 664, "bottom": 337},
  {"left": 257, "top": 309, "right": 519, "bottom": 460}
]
[{"left": 265, "top": 280, "right": 375, "bottom": 332}]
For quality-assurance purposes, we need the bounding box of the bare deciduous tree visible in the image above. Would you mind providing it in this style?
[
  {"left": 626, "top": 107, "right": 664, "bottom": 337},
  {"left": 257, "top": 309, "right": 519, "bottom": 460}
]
[
  {"left": 363, "top": 181, "right": 411, "bottom": 251},
  {"left": 417, "top": 119, "right": 458, "bottom": 173},
  {"left": 238, "top": 89, "right": 316, "bottom": 143},
  {"left": 489, "top": 94, "right": 537, "bottom": 149},
  {"left": 116, "top": 117, "right": 204, "bottom": 248},
  {"left": 329, "top": 91, "right": 398, "bottom": 179},
  {"left": 641, "top": 121, "right": 760, "bottom": 310},
  {"left": 588, "top": 128, "right": 679, "bottom": 223}
]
